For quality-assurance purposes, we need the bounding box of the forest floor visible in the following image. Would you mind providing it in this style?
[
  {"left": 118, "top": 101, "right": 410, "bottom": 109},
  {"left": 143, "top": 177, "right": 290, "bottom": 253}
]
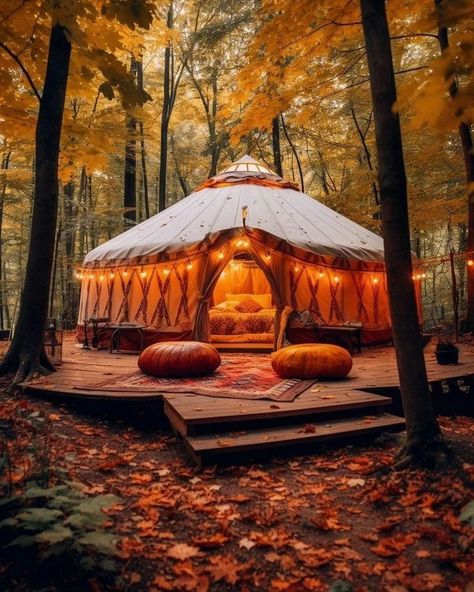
[{"left": 0, "top": 376, "right": 473, "bottom": 592}]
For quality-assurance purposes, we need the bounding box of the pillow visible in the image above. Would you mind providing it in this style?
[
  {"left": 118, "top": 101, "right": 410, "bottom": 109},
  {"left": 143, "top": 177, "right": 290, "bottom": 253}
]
[
  {"left": 234, "top": 297, "right": 263, "bottom": 313},
  {"left": 226, "top": 293, "right": 272, "bottom": 308},
  {"left": 213, "top": 300, "right": 239, "bottom": 312}
]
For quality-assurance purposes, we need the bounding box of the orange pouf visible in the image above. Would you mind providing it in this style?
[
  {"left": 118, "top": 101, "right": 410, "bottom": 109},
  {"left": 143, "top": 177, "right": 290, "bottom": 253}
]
[
  {"left": 138, "top": 341, "right": 221, "bottom": 378},
  {"left": 271, "top": 343, "right": 352, "bottom": 379}
]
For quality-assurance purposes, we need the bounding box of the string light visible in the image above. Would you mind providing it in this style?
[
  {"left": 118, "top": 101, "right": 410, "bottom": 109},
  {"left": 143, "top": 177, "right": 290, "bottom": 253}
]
[
  {"left": 319, "top": 272, "right": 324, "bottom": 279},
  {"left": 334, "top": 276, "right": 340, "bottom": 284},
  {"left": 99, "top": 274, "right": 104, "bottom": 282},
  {"left": 186, "top": 261, "right": 193, "bottom": 270},
  {"left": 123, "top": 270, "right": 129, "bottom": 277},
  {"left": 236, "top": 239, "right": 243, "bottom": 247},
  {"left": 163, "top": 268, "right": 170, "bottom": 276},
  {"left": 242, "top": 240, "right": 249, "bottom": 247},
  {"left": 372, "top": 277, "right": 379, "bottom": 284},
  {"left": 109, "top": 272, "right": 115, "bottom": 279},
  {"left": 421, "top": 272, "right": 426, "bottom": 278},
  {"left": 468, "top": 259, "right": 474, "bottom": 267},
  {"left": 265, "top": 253, "right": 271, "bottom": 260},
  {"left": 140, "top": 270, "right": 147, "bottom": 278},
  {"left": 218, "top": 251, "right": 225, "bottom": 260},
  {"left": 88, "top": 273, "right": 94, "bottom": 279}
]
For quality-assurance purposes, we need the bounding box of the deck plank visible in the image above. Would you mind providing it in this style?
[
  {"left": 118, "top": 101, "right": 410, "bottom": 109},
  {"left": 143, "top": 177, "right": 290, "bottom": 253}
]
[{"left": 185, "top": 413, "right": 406, "bottom": 458}]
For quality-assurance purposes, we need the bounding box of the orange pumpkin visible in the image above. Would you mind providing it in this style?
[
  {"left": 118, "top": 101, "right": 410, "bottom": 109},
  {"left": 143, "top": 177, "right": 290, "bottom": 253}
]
[
  {"left": 271, "top": 343, "right": 352, "bottom": 379},
  {"left": 138, "top": 341, "right": 221, "bottom": 378}
]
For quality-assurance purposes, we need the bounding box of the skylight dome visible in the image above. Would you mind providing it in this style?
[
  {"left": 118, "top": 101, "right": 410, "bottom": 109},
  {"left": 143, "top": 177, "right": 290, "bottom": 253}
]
[{"left": 219, "top": 155, "right": 274, "bottom": 175}]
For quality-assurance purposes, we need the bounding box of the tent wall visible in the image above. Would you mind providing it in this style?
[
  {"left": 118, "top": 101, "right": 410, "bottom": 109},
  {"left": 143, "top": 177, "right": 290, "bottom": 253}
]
[{"left": 77, "top": 231, "right": 396, "bottom": 347}]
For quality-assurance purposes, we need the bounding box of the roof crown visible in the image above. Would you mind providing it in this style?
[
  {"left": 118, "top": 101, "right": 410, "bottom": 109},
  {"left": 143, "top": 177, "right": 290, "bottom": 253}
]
[{"left": 219, "top": 155, "right": 275, "bottom": 175}]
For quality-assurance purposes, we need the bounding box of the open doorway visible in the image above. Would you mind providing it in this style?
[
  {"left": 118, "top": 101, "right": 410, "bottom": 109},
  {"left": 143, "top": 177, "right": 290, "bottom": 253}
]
[{"left": 209, "top": 254, "right": 275, "bottom": 351}]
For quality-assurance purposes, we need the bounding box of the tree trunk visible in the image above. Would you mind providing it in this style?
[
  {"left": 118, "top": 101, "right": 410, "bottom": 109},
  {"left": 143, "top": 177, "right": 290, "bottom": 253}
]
[
  {"left": 136, "top": 59, "right": 150, "bottom": 219},
  {"left": 124, "top": 58, "right": 138, "bottom": 227},
  {"left": 435, "top": 0, "right": 474, "bottom": 329},
  {"left": 158, "top": 2, "right": 174, "bottom": 212},
  {"left": 280, "top": 114, "right": 304, "bottom": 191},
  {"left": 0, "top": 23, "right": 71, "bottom": 386},
  {"left": 360, "top": 0, "right": 449, "bottom": 467},
  {"left": 208, "top": 73, "right": 220, "bottom": 178},
  {"left": 0, "top": 150, "right": 11, "bottom": 330},
  {"left": 350, "top": 106, "right": 380, "bottom": 206},
  {"left": 272, "top": 116, "right": 283, "bottom": 177}
]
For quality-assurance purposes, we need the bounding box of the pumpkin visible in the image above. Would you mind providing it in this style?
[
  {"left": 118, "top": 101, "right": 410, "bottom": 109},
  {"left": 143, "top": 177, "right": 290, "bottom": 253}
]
[
  {"left": 271, "top": 343, "right": 352, "bottom": 379},
  {"left": 138, "top": 341, "right": 221, "bottom": 378}
]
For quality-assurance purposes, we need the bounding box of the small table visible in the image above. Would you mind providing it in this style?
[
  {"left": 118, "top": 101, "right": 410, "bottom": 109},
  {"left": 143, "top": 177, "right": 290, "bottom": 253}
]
[
  {"left": 89, "top": 317, "right": 110, "bottom": 349},
  {"left": 109, "top": 324, "right": 146, "bottom": 354},
  {"left": 315, "top": 325, "right": 362, "bottom": 355}
]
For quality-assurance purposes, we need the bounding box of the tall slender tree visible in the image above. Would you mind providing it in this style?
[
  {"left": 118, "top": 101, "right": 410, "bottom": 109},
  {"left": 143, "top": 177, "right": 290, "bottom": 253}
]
[
  {"left": 124, "top": 58, "right": 138, "bottom": 227},
  {"left": 158, "top": 2, "right": 174, "bottom": 212},
  {"left": 272, "top": 116, "right": 283, "bottom": 176},
  {"left": 0, "top": 21, "right": 71, "bottom": 385},
  {"left": 434, "top": 0, "right": 474, "bottom": 329},
  {"left": 360, "top": 0, "right": 449, "bottom": 466}
]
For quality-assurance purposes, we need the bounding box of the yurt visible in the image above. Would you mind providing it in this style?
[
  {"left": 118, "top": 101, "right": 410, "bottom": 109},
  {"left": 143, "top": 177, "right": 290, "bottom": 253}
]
[{"left": 77, "top": 155, "right": 401, "bottom": 350}]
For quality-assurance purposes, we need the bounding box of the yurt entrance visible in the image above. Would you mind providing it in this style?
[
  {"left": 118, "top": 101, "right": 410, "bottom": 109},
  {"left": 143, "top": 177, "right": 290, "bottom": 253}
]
[{"left": 209, "top": 254, "right": 275, "bottom": 351}]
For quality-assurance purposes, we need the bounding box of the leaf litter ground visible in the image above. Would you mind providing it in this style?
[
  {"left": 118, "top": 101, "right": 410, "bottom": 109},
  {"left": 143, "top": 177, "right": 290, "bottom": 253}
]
[{"left": 0, "top": 379, "right": 473, "bottom": 592}]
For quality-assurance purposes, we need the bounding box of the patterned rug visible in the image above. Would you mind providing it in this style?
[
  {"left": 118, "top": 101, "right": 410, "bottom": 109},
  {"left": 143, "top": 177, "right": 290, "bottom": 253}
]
[{"left": 79, "top": 354, "right": 315, "bottom": 402}]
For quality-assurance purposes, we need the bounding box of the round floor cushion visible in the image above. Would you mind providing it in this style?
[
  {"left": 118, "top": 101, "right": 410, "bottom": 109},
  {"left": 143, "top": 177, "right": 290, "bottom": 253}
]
[
  {"left": 138, "top": 341, "right": 221, "bottom": 378},
  {"left": 271, "top": 343, "right": 352, "bottom": 379}
]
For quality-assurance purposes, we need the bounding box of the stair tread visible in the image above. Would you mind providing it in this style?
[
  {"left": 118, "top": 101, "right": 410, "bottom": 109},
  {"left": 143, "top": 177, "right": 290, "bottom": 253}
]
[
  {"left": 163, "top": 389, "right": 392, "bottom": 427},
  {"left": 185, "top": 413, "right": 405, "bottom": 454}
]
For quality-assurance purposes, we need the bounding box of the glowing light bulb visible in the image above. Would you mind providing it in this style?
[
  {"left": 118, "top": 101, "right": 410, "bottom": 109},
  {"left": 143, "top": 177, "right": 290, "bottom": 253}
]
[
  {"left": 109, "top": 272, "right": 115, "bottom": 279},
  {"left": 334, "top": 276, "right": 340, "bottom": 284},
  {"left": 164, "top": 268, "right": 170, "bottom": 276},
  {"left": 294, "top": 266, "right": 299, "bottom": 272},
  {"left": 416, "top": 274, "right": 421, "bottom": 280},
  {"left": 123, "top": 270, "right": 128, "bottom": 276},
  {"left": 421, "top": 273, "right": 426, "bottom": 278},
  {"left": 88, "top": 273, "right": 94, "bottom": 279},
  {"left": 372, "top": 277, "right": 379, "bottom": 284},
  {"left": 319, "top": 272, "right": 324, "bottom": 279},
  {"left": 186, "top": 261, "right": 193, "bottom": 270},
  {"left": 99, "top": 275, "right": 104, "bottom": 281},
  {"left": 140, "top": 271, "right": 147, "bottom": 278},
  {"left": 468, "top": 259, "right": 474, "bottom": 267},
  {"left": 237, "top": 240, "right": 243, "bottom": 247},
  {"left": 265, "top": 253, "right": 271, "bottom": 260},
  {"left": 243, "top": 240, "right": 249, "bottom": 247},
  {"left": 412, "top": 275, "right": 416, "bottom": 280},
  {"left": 218, "top": 252, "right": 224, "bottom": 260}
]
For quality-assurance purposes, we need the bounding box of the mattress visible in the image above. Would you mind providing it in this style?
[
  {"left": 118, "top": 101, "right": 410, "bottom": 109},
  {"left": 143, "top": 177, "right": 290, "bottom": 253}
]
[{"left": 209, "top": 308, "right": 275, "bottom": 336}]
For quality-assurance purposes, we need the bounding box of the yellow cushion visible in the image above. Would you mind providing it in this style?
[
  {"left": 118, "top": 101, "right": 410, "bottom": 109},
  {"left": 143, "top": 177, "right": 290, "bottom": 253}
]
[
  {"left": 213, "top": 300, "right": 239, "bottom": 311},
  {"left": 234, "top": 297, "right": 263, "bottom": 313}
]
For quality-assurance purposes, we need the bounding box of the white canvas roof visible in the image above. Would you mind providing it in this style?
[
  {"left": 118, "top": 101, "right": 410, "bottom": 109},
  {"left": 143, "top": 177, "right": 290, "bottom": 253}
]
[{"left": 84, "top": 156, "right": 385, "bottom": 266}]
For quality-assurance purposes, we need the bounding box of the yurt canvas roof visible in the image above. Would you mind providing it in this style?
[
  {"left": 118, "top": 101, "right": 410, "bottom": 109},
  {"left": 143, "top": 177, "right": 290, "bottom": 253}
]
[{"left": 84, "top": 156, "right": 385, "bottom": 266}]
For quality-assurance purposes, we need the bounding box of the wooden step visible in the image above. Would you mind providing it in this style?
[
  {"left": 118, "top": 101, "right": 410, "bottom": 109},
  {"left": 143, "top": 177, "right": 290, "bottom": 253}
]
[
  {"left": 163, "top": 389, "right": 393, "bottom": 436},
  {"left": 183, "top": 413, "right": 405, "bottom": 464}
]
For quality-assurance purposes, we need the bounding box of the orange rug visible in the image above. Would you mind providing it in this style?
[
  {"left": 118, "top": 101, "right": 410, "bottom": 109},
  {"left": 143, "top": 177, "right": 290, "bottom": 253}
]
[{"left": 78, "top": 354, "right": 314, "bottom": 402}]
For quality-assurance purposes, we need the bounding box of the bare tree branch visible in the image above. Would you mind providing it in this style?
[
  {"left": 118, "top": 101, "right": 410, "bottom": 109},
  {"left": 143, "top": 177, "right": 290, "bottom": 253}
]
[{"left": 0, "top": 39, "right": 41, "bottom": 102}]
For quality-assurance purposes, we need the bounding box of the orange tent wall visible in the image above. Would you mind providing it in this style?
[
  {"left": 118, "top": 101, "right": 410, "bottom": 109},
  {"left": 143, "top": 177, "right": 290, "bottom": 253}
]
[{"left": 76, "top": 230, "right": 414, "bottom": 348}]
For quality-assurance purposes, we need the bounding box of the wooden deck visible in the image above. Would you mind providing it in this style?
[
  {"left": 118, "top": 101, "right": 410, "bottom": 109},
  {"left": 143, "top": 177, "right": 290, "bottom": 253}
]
[{"left": 19, "top": 337, "right": 474, "bottom": 464}]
